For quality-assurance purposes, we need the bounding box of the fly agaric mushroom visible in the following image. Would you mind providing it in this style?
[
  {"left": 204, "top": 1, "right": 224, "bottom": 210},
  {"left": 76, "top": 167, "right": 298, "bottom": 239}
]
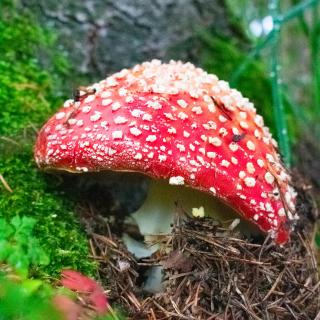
[{"left": 35, "top": 60, "right": 297, "bottom": 244}]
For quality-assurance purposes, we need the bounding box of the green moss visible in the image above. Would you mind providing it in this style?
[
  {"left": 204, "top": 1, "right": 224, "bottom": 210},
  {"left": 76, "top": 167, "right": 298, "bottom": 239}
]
[
  {"left": 0, "top": 2, "right": 95, "bottom": 277},
  {"left": 0, "top": 2, "right": 70, "bottom": 137},
  {"left": 0, "top": 144, "right": 95, "bottom": 277}
]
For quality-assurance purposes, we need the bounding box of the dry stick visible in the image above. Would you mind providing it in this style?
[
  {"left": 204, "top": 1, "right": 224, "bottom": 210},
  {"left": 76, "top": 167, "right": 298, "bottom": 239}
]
[
  {"left": 300, "top": 233, "right": 320, "bottom": 283},
  {"left": 234, "top": 283, "right": 259, "bottom": 320},
  {"left": 0, "top": 136, "right": 20, "bottom": 146},
  {"left": 127, "top": 291, "right": 141, "bottom": 310},
  {"left": 0, "top": 174, "right": 13, "bottom": 193},
  {"left": 27, "top": 122, "right": 39, "bottom": 135},
  {"left": 224, "top": 288, "right": 233, "bottom": 320},
  {"left": 169, "top": 271, "right": 193, "bottom": 280},
  {"left": 93, "top": 233, "right": 118, "bottom": 248},
  {"left": 195, "top": 305, "right": 217, "bottom": 319},
  {"left": 152, "top": 299, "right": 192, "bottom": 320},
  {"left": 149, "top": 308, "right": 157, "bottom": 320},
  {"left": 263, "top": 269, "right": 285, "bottom": 302},
  {"left": 284, "top": 302, "right": 299, "bottom": 320},
  {"left": 193, "top": 282, "right": 201, "bottom": 307},
  {"left": 182, "top": 283, "right": 194, "bottom": 312},
  {"left": 170, "top": 297, "right": 185, "bottom": 318},
  {"left": 106, "top": 222, "right": 113, "bottom": 240}
]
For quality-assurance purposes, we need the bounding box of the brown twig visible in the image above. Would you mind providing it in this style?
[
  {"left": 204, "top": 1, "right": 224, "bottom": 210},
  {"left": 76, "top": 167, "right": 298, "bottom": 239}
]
[{"left": 0, "top": 174, "right": 13, "bottom": 193}]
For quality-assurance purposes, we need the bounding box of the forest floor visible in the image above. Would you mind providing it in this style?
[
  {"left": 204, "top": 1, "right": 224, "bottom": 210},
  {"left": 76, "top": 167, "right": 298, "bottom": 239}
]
[{"left": 69, "top": 171, "right": 320, "bottom": 320}]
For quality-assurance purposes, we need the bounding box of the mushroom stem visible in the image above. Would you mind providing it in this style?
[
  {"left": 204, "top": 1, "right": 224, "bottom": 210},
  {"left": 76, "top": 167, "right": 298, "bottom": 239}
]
[{"left": 131, "top": 179, "right": 241, "bottom": 237}]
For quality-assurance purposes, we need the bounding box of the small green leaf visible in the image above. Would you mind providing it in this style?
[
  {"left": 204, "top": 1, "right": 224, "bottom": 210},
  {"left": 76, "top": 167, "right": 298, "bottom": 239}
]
[
  {"left": 7, "top": 249, "right": 29, "bottom": 278},
  {"left": 12, "top": 216, "right": 36, "bottom": 239},
  {"left": 10, "top": 215, "right": 22, "bottom": 230},
  {"left": 0, "top": 240, "right": 12, "bottom": 261},
  {"left": 27, "top": 240, "right": 50, "bottom": 266},
  {"left": 0, "top": 219, "right": 13, "bottom": 239},
  {"left": 20, "top": 216, "right": 36, "bottom": 234},
  {"left": 21, "top": 279, "right": 43, "bottom": 296}
]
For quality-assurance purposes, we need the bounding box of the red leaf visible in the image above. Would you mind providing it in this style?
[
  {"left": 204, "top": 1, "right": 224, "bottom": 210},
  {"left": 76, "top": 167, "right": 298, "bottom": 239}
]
[
  {"left": 53, "top": 295, "right": 82, "bottom": 320},
  {"left": 89, "top": 289, "right": 109, "bottom": 314},
  {"left": 61, "top": 269, "right": 99, "bottom": 293},
  {"left": 60, "top": 269, "right": 109, "bottom": 314}
]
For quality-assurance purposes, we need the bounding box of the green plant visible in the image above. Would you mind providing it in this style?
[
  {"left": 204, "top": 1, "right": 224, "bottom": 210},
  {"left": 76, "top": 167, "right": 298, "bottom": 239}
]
[
  {"left": 0, "top": 274, "right": 62, "bottom": 320},
  {"left": 0, "top": 218, "right": 120, "bottom": 320},
  {"left": 0, "top": 272, "right": 123, "bottom": 320},
  {"left": 0, "top": 216, "right": 49, "bottom": 277},
  {"left": 0, "top": 215, "right": 60, "bottom": 320}
]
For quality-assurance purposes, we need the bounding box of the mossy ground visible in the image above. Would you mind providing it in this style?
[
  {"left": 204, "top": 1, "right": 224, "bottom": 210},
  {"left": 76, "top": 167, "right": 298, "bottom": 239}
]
[{"left": 0, "top": 2, "right": 95, "bottom": 277}]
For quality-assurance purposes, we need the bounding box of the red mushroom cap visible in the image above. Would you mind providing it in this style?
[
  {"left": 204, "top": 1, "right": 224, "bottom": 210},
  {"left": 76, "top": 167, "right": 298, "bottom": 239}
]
[{"left": 35, "top": 60, "right": 297, "bottom": 244}]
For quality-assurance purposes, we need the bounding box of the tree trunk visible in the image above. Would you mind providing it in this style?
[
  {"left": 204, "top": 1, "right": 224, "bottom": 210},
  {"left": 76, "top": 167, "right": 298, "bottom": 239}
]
[{"left": 21, "top": 0, "right": 243, "bottom": 78}]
